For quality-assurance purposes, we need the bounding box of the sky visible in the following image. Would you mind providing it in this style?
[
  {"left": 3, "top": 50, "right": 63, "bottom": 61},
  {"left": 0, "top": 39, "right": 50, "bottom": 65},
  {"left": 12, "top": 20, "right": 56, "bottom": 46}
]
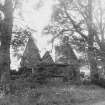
[
  {"left": 21, "top": 0, "right": 54, "bottom": 55},
  {"left": 11, "top": 0, "right": 58, "bottom": 70}
]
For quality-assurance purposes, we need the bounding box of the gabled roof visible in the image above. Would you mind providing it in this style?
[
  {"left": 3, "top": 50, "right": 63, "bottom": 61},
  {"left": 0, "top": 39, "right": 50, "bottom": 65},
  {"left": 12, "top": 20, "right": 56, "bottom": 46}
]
[
  {"left": 55, "top": 43, "right": 78, "bottom": 65},
  {"left": 20, "top": 37, "right": 41, "bottom": 68},
  {"left": 41, "top": 51, "right": 54, "bottom": 64}
]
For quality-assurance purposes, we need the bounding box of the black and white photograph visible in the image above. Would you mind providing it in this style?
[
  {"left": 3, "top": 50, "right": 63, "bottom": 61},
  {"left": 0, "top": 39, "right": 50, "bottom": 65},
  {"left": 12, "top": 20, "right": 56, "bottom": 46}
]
[{"left": 0, "top": 0, "right": 105, "bottom": 105}]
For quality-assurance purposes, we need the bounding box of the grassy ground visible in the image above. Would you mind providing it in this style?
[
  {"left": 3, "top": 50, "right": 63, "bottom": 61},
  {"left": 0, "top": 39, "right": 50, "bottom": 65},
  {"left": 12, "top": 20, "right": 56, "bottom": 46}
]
[{"left": 0, "top": 83, "right": 105, "bottom": 105}]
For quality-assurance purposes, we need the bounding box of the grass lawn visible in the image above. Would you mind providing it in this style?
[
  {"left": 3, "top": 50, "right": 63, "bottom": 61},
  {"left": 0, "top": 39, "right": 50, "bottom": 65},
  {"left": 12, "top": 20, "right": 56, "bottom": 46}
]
[{"left": 0, "top": 83, "right": 105, "bottom": 105}]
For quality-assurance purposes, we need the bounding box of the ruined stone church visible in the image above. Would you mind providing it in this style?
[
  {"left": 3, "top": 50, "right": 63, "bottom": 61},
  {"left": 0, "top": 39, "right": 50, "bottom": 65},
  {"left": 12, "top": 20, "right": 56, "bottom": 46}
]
[
  {"left": 20, "top": 37, "right": 54, "bottom": 68},
  {"left": 20, "top": 36, "right": 78, "bottom": 69},
  {"left": 20, "top": 36, "right": 80, "bottom": 81}
]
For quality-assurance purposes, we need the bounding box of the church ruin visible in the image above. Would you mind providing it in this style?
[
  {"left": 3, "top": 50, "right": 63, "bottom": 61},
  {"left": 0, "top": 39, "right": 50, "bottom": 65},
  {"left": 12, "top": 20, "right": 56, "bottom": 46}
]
[{"left": 20, "top": 36, "right": 80, "bottom": 81}]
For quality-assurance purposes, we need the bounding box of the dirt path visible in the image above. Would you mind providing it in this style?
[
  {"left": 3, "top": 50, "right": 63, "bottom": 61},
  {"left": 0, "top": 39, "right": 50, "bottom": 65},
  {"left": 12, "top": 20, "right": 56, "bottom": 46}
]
[
  {"left": 92, "top": 101, "right": 105, "bottom": 105},
  {"left": 78, "top": 99, "right": 105, "bottom": 105}
]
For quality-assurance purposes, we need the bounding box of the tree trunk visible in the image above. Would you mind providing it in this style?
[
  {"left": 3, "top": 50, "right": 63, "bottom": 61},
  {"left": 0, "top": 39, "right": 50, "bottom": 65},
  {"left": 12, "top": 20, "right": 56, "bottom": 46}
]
[
  {"left": 0, "top": 0, "right": 13, "bottom": 93},
  {"left": 87, "top": 44, "right": 98, "bottom": 81},
  {"left": 87, "top": 0, "right": 98, "bottom": 81}
]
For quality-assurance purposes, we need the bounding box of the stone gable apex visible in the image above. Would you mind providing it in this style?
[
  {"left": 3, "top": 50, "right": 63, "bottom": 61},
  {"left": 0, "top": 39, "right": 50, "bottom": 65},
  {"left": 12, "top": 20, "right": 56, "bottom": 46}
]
[
  {"left": 41, "top": 51, "right": 54, "bottom": 64},
  {"left": 20, "top": 37, "right": 41, "bottom": 68}
]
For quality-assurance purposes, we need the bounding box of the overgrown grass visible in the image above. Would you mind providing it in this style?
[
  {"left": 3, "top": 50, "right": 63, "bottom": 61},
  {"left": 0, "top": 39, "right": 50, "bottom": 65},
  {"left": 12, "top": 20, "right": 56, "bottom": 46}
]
[{"left": 0, "top": 83, "right": 105, "bottom": 105}]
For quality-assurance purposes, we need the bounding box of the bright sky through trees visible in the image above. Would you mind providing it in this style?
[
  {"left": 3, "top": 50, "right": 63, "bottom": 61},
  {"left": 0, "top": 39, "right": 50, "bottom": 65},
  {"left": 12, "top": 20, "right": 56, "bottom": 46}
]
[
  {"left": 11, "top": 0, "right": 57, "bottom": 69},
  {"left": 21, "top": 0, "right": 56, "bottom": 53}
]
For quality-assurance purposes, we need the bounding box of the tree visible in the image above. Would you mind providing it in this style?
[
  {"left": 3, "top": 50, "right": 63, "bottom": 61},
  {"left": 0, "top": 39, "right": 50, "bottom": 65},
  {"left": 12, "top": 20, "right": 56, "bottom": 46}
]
[
  {"left": 0, "top": 0, "right": 13, "bottom": 79},
  {"left": 11, "top": 26, "right": 34, "bottom": 61},
  {"left": 0, "top": 0, "right": 29, "bottom": 92},
  {"left": 44, "top": 0, "right": 105, "bottom": 81},
  {"left": 0, "top": 0, "right": 14, "bottom": 93},
  {"left": 0, "top": 0, "right": 35, "bottom": 72}
]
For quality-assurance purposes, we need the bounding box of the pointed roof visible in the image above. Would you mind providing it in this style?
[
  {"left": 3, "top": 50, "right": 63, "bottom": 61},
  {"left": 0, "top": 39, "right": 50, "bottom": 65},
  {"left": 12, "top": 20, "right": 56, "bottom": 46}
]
[
  {"left": 55, "top": 43, "right": 78, "bottom": 64},
  {"left": 20, "top": 37, "right": 41, "bottom": 68},
  {"left": 23, "top": 37, "right": 39, "bottom": 56},
  {"left": 41, "top": 51, "right": 54, "bottom": 64}
]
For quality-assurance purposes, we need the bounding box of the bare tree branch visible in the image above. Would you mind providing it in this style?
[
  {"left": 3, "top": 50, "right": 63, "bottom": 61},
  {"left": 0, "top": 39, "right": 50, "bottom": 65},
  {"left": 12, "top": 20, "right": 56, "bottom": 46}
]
[{"left": 64, "top": 8, "right": 88, "bottom": 41}]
